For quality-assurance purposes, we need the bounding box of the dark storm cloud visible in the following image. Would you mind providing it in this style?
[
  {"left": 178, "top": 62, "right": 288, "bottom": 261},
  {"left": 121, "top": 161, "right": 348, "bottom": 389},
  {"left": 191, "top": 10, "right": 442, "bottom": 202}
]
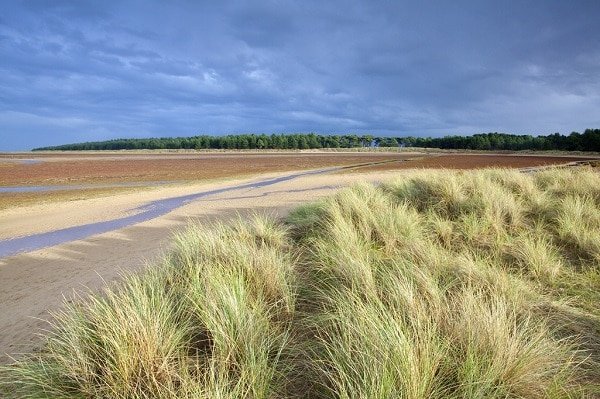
[{"left": 1, "top": 0, "right": 599, "bottom": 150}]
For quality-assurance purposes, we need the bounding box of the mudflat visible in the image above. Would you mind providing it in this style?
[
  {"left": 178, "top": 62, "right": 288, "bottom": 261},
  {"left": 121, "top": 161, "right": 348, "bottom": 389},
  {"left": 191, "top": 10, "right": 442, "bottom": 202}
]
[
  {"left": 0, "top": 151, "right": 419, "bottom": 186},
  {"left": 343, "top": 153, "right": 600, "bottom": 172}
]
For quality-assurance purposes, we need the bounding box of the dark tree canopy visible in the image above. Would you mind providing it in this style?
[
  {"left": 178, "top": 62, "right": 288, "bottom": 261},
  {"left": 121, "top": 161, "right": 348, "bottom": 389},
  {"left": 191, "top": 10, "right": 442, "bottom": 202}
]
[{"left": 32, "top": 130, "right": 600, "bottom": 152}]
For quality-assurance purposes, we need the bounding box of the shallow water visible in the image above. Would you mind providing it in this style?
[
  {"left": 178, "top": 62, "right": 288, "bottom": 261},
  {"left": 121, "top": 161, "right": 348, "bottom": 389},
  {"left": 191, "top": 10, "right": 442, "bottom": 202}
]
[
  {"left": 20, "top": 159, "right": 42, "bottom": 165},
  {"left": 0, "top": 168, "right": 338, "bottom": 258},
  {"left": 0, "top": 158, "right": 42, "bottom": 165},
  {"left": 0, "top": 181, "right": 171, "bottom": 193}
]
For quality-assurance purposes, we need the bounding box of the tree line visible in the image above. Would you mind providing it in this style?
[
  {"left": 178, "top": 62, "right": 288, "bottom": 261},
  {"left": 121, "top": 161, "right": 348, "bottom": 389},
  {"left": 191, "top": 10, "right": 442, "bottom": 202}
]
[
  {"left": 400, "top": 130, "right": 600, "bottom": 151},
  {"left": 32, "top": 130, "right": 600, "bottom": 152}
]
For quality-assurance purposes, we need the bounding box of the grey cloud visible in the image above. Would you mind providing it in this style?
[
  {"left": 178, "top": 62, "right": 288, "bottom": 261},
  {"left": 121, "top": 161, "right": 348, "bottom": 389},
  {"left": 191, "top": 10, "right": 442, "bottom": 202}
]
[{"left": 0, "top": 1, "right": 599, "bottom": 150}]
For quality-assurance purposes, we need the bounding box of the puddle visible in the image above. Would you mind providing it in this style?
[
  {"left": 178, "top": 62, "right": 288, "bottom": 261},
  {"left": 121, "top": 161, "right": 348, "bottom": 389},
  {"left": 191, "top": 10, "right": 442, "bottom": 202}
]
[
  {"left": 0, "top": 158, "right": 43, "bottom": 165},
  {"left": 0, "top": 181, "right": 172, "bottom": 193}
]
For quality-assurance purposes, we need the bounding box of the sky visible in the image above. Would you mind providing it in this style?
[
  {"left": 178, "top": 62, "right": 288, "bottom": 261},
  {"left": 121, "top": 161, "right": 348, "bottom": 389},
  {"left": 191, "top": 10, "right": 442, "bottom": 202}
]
[{"left": 1, "top": 1, "right": 599, "bottom": 150}]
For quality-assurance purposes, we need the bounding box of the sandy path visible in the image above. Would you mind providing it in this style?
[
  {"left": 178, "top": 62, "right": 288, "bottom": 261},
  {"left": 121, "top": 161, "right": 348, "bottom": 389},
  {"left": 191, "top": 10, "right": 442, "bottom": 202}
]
[
  {"left": 0, "top": 172, "right": 315, "bottom": 240},
  {"left": 0, "top": 170, "right": 398, "bottom": 364}
]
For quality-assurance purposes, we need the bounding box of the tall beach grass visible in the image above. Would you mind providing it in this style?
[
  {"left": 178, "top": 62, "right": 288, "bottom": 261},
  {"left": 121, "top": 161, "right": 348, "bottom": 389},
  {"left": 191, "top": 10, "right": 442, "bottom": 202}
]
[{"left": 3, "top": 168, "right": 600, "bottom": 398}]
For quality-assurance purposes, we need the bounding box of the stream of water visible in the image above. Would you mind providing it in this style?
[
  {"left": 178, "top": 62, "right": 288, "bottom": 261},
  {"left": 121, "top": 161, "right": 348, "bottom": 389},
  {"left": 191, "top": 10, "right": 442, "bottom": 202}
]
[{"left": 0, "top": 168, "right": 337, "bottom": 258}]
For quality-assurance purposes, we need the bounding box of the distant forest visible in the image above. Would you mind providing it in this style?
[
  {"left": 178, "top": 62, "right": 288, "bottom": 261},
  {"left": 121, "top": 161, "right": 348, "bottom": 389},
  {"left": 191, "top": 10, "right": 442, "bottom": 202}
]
[{"left": 32, "top": 129, "right": 600, "bottom": 152}]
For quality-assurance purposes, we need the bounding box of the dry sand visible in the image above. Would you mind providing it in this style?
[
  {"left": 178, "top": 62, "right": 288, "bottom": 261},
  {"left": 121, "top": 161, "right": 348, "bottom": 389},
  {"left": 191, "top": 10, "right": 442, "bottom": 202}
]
[{"left": 0, "top": 169, "right": 399, "bottom": 363}]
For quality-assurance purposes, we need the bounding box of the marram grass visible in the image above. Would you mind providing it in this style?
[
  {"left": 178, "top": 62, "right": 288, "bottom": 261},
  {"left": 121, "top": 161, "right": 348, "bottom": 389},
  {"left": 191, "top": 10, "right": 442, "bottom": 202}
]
[{"left": 3, "top": 168, "right": 600, "bottom": 398}]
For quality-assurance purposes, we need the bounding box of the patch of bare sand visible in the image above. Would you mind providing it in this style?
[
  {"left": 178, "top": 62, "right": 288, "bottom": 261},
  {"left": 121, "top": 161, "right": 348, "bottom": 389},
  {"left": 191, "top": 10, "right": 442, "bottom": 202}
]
[{"left": 0, "top": 169, "right": 400, "bottom": 364}]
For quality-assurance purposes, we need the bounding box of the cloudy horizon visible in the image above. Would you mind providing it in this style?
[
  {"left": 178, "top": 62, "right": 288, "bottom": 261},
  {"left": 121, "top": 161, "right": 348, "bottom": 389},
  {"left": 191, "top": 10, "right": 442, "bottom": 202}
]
[{"left": 1, "top": 1, "right": 599, "bottom": 150}]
